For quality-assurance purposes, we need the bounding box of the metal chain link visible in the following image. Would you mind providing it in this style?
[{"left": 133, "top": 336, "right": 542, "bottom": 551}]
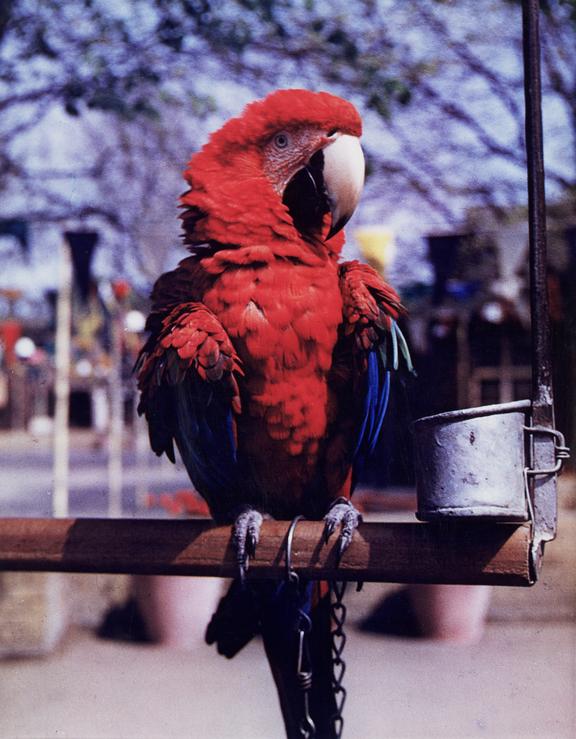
[{"left": 329, "top": 580, "right": 348, "bottom": 739}]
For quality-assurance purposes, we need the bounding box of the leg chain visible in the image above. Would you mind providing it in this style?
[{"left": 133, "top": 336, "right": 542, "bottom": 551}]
[{"left": 329, "top": 580, "right": 348, "bottom": 739}]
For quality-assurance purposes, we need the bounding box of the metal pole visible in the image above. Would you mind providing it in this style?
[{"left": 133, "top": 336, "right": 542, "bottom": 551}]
[
  {"left": 52, "top": 239, "right": 72, "bottom": 518},
  {"left": 522, "top": 0, "right": 553, "bottom": 424},
  {"left": 522, "top": 0, "right": 558, "bottom": 562}
]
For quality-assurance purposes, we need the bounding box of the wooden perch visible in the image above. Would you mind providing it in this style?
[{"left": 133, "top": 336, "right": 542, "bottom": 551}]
[{"left": 0, "top": 518, "right": 534, "bottom": 586}]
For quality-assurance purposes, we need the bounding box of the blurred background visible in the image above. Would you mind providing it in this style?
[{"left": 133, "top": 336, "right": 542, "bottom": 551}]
[{"left": 0, "top": 1, "right": 575, "bottom": 738}]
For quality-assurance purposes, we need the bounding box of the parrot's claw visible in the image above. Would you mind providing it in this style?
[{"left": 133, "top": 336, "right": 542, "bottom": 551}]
[
  {"left": 231, "top": 506, "right": 264, "bottom": 580},
  {"left": 323, "top": 498, "right": 363, "bottom": 561}
]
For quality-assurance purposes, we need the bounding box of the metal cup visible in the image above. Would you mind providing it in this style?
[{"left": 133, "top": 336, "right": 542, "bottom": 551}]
[{"left": 414, "top": 400, "right": 531, "bottom": 522}]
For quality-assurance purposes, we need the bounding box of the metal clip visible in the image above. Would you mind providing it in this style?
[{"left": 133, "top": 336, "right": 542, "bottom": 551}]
[
  {"left": 296, "top": 623, "right": 315, "bottom": 738},
  {"left": 285, "top": 515, "right": 316, "bottom": 739},
  {"left": 524, "top": 425, "right": 570, "bottom": 475},
  {"left": 523, "top": 424, "right": 570, "bottom": 578}
]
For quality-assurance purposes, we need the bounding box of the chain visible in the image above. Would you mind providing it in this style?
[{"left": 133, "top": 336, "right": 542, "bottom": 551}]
[
  {"left": 329, "top": 580, "right": 348, "bottom": 739},
  {"left": 286, "top": 516, "right": 316, "bottom": 739}
]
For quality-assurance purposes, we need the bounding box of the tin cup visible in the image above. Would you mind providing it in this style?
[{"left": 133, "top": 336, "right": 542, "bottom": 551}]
[{"left": 414, "top": 400, "right": 531, "bottom": 522}]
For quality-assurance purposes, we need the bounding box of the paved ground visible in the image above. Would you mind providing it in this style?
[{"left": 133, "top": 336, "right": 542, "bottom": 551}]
[{"left": 0, "top": 603, "right": 574, "bottom": 739}]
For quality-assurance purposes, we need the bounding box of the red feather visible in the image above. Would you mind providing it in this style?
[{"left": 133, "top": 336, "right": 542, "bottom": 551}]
[{"left": 138, "top": 89, "right": 404, "bottom": 517}]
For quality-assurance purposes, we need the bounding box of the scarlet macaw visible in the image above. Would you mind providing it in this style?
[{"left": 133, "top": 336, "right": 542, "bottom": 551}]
[{"left": 137, "top": 89, "right": 411, "bottom": 734}]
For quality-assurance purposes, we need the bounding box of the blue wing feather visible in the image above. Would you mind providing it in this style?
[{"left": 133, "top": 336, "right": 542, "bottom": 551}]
[
  {"left": 351, "top": 318, "right": 414, "bottom": 485},
  {"left": 172, "top": 375, "right": 240, "bottom": 519},
  {"left": 370, "top": 364, "right": 391, "bottom": 455},
  {"left": 354, "top": 349, "right": 391, "bottom": 461}
]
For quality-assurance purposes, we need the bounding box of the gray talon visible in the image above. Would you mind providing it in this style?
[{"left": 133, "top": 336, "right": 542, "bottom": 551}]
[
  {"left": 323, "top": 500, "right": 363, "bottom": 559},
  {"left": 323, "top": 519, "right": 336, "bottom": 543},
  {"left": 232, "top": 507, "right": 264, "bottom": 578}
]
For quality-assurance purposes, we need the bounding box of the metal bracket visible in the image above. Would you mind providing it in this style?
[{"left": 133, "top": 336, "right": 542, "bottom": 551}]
[
  {"left": 523, "top": 423, "right": 570, "bottom": 579},
  {"left": 524, "top": 426, "right": 570, "bottom": 476}
]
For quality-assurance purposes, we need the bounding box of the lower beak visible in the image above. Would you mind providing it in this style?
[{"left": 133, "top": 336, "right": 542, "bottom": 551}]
[{"left": 323, "top": 134, "right": 365, "bottom": 239}]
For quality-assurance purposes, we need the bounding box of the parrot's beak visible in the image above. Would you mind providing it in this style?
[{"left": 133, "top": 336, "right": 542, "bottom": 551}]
[{"left": 323, "top": 134, "right": 365, "bottom": 240}]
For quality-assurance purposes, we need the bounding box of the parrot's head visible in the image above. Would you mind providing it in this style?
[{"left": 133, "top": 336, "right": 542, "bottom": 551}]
[{"left": 181, "top": 89, "right": 365, "bottom": 255}]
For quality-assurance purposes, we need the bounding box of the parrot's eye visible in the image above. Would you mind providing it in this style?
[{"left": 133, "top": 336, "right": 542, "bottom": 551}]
[{"left": 273, "top": 132, "right": 290, "bottom": 149}]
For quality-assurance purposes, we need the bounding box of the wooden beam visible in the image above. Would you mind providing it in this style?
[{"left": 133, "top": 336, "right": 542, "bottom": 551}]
[{"left": 0, "top": 518, "right": 534, "bottom": 586}]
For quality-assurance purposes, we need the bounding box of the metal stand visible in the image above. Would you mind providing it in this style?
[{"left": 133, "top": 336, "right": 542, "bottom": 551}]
[
  {"left": 413, "top": 0, "right": 570, "bottom": 580},
  {"left": 522, "top": 0, "right": 567, "bottom": 573}
]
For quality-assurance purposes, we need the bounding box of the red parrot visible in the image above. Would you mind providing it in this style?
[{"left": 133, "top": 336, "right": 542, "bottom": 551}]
[{"left": 137, "top": 89, "right": 411, "bottom": 737}]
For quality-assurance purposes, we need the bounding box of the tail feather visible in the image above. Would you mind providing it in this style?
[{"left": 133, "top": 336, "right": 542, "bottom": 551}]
[{"left": 205, "top": 579, "right": 262, "bottom": 658}]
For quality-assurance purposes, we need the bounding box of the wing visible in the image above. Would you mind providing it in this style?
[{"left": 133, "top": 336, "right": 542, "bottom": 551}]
[
  {"left": 136, "top": 301, "right": 243, "bottom": 521},
  {"left": 338, "top": 260, "right": 413, "bottom": 475}
]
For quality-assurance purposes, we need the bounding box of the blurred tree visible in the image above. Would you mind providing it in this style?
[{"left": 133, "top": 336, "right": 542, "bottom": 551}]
[
  {"left": 79, "top": 113, "right": 191, "bottom": 279},
  {"left": 0, "top": 0, "right": 574, "bottom": 277}
]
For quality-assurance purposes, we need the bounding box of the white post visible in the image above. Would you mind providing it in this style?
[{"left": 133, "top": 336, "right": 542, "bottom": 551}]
[
  {"left": 52, "top": 239, "right": 72, "bottom": 518},
  {"left": 134, "top": 396, "right": 150, "bottom": 512},
  {"left": 107, "top": 300, "right": 124, "bottom": 517}
]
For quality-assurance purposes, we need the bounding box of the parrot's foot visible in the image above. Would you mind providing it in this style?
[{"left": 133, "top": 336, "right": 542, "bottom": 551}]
[
  {"left": 323, "top": 497, "right": 363, "bottom": 560},
  {"left": 231, "top": 506, "right": 264, "bottom": 580}
]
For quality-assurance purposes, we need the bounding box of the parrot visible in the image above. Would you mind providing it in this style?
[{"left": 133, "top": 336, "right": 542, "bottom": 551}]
[{"left": 136, "top": 89, "right": 411, "bottom": 737}]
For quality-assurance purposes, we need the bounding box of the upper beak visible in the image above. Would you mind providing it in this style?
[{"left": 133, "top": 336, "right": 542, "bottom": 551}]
[{"left": 323, "top": 134, "right": 365, "bottom": 239}]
